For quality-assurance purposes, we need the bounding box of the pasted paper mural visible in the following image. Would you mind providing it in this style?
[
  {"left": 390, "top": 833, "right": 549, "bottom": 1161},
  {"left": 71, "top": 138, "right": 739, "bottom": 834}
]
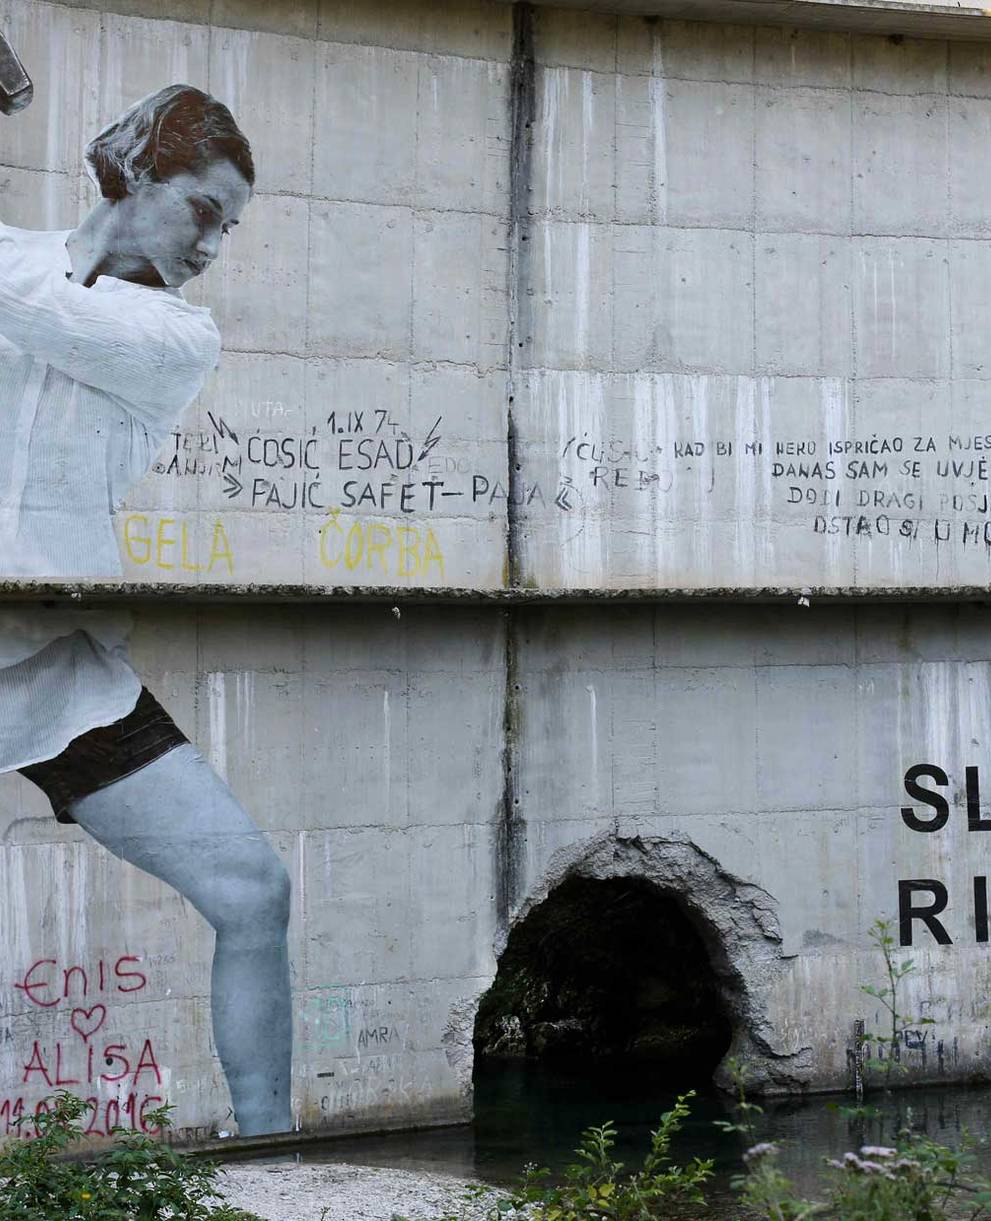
[{"left": 0, "top": 80, "right": 292, "bottom": 1138}]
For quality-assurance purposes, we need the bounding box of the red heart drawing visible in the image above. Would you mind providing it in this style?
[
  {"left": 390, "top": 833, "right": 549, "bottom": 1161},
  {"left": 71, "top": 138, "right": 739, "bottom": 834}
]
[{"left": 70, "top": 1005, "right": 106, "bottom": 1043}]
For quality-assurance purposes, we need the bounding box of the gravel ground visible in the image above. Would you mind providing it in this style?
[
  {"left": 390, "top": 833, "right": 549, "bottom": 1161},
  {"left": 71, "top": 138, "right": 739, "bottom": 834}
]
[{"left": 217, "top": 1161, "right": 499, "bottom": 1221}]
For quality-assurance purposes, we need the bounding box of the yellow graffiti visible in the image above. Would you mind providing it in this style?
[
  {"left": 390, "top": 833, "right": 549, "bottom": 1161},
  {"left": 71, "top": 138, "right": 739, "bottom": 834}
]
[
  {"left": 123, "top": 515, "right": 234, "bottom": 576},
  {"left": 319, "top": 510, "right": 445, "bottom": 581}
]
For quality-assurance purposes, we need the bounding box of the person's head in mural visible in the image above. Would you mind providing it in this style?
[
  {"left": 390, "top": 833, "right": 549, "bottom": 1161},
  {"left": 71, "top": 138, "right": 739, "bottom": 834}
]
[
  {"left": 71, "top": 85, "right": 254, "bottom": 288},
  {"left": 0, "top": 85, "right": 292, "bottom": 1140}
]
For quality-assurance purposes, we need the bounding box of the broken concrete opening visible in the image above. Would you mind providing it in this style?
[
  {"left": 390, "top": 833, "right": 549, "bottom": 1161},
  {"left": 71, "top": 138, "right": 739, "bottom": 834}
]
[{"left": 473, "top": 875, "right": 733, "bottom": 1084}]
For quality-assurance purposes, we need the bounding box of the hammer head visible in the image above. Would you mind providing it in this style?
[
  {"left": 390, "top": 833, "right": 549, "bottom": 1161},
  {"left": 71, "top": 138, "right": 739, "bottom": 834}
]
[{"left": 0, "top": 33, "right": 32, "bottom": 114}]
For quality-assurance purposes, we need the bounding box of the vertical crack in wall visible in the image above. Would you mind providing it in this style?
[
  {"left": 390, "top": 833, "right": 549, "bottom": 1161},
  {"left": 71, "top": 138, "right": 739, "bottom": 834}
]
[
  {"left": 497, "top": 3, "right": 536, "bottom": 932},
  {"left": 506, "top": 0, "right": 535, "bottom": 585},
  {"left": 497, "top": 614, "right": 523, "bottom": 932}
]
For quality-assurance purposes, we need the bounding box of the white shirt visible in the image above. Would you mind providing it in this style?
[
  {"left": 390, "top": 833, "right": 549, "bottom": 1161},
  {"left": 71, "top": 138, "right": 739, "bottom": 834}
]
[{"left": 0, "top": 224, "right": 221, "bottom": 771}]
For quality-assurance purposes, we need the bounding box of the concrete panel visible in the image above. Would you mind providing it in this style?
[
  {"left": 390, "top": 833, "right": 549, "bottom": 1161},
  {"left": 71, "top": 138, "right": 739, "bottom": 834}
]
[
  {"left": 852, "top": 238, "right": 950, "bottom": 379},
  {"left": 852, "top": 93, "right": 948, "bottom": 237},
  {"left": 303, "top": 827, "right": 416, "bottom": 983},
  {"left": 208, "top": 29, "right": 316, "bottom": 197},
  {"left": 126, "top": 617, "right": 200, "bottom": 688},
  {"left": 654, "top": 666, "right": 760, "bottom": 815},
  {"left": 315, "top": 46, "right": 508, "bottom": 214},
  {"left": 755, "top": 26, "right": 853, "bottom": 88},
  {"left": 298, "top": 671, "right": 413, "bottom": 831},
  {"left": 514, "top": 369, "right": 861, "bottom": 589},
  {"left": 406, "top": 671, "right": 506, "bottom": 826},
  {"left": 97, "top": 12, "right": 209, "bottom": 131},
  {"left": 851, "top": 32, "right": 949, "bottom": 94},
  {"left": 850, "top": 376, "right": 950, "bottom": 520},
  {"left": 613, "top": 74, "right": 665, "bottom": 224},
  {"left": 851, "top": 659, "right": 991, "bottom": 809},
  {"left": 411, "top": 210, "right": 508, "bottom": 366},
  {"left": 533, "top": 66, "right": 616, "bottom": 220},
  {"left": 948, "top": 97, "right": 991, "bottom": 237},
  {"left": 201, "top": 194, "right": 310, "bottom": 356},
  {"left": 60, "top": 0, "right": 210, "bottom": 23},
  {"left": 757, "top": 811, "right": 861, "bottom": 956},
  {"left": 949, "top": 240, "right": 991, "bottom": 377},
  {"left": 410, "top": 363, "right": 508, "bottom": 444},
  {"left": 0, "top": 1, "right": 100, "bottom": 174},
  {"left": 750, "top": 608, "right": 858, "bottom": 667},
  {"left": 755, "top": 664, "right": 857, "bottom": 811},
  {"left": 198, "top": 671, "right": 308, "bottom": 821},
  {"left": 609, "top": 672, "right": 658, "bottom": 815},
  {"left": 854, "top": 806, "right": 970, "bottom": 941},
  {"left": 533, "top": 4, "right": 619, "bottom": 71},
  {"left": 949, "top": 40, "right": 991, "bottom": 97},
  {"left": 524, "top": 221, "right": 614, "bottom": 370},
  {"left": 660, "top": 79, "right": 755, "bottom": 229},
  {"left": 304, "top": 356, "right": 409, "bottom": 439},
  {"left": 214, "top": 0, "right": 318, "bottom": 38},
  {"left": 615, "top": 18, "right": 755, "bottom": 82},
  {"left": 613, "top": 227, "right": 754, "bottom": 373},
  {"left": 517, "top": 603, "right": 654, "bottom": 670},
  {"left": 317, "top": 0, "right": 513, "bottom": 61},
  {"left": 755, "top": 234, "right": 852, "bottom": 376},
  {"left": 517, "top": 668, "right": 616, "bottom": 821},
  {"left": 0, "top": 167, "right": 84, "bottom": 231},
  {"left": 407, "top": 824, "right": 499, "bottom": 978},
  {"left": 755, "top": 87, "right": 851, "bottom": 234},
  {"left": 302, "top": 822, "right": 495, "bottom": 984},
  {"left": 308, "top": 201, "right": 413, "bottom": 359},
  {"left": 313, "top": 43, "right": 419, "bottom": 207},
  {"left": 414, "top": 57, "right": 509, "bottom": 214}
]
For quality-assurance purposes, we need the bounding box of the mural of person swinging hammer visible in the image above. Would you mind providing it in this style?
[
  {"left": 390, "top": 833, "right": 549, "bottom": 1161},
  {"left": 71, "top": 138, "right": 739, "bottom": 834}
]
[{"left": 0, "top": 82, "right": 293, "bottom": 1137}]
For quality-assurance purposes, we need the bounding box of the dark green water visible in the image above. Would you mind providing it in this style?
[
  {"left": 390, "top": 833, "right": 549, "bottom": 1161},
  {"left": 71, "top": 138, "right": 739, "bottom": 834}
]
[{"left": 265, "top": 1063, "right": 991, "bottom": 1215}]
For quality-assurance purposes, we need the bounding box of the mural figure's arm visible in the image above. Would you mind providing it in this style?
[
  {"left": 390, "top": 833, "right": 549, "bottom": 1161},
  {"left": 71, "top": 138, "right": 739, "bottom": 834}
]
[{"left": 0, "top": 233, "right": 220, "bottom": 423}]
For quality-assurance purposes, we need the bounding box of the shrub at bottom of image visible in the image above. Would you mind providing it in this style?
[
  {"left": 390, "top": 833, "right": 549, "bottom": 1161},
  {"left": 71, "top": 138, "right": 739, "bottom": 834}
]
[
  {"left": 0, "top": 1090, "right": 262, "bottom": 1221},
  {"left": 414, "top": 1089, "right": 991, "bottom": 1220}
]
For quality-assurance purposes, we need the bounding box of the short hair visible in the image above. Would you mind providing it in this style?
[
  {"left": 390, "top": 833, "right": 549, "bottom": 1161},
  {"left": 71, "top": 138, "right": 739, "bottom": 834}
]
[{"left": 85, "top": 84, "right": 255, "bottom": 201}]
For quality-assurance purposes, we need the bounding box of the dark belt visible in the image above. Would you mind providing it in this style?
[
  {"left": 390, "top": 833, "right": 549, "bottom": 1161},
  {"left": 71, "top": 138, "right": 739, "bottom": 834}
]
[{"left": 18, "top": 687, "right": 189, "bottom": 823}]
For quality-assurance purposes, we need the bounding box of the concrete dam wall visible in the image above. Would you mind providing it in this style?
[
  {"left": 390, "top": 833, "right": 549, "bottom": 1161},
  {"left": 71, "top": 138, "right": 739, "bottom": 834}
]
[{"left": 0, "top": 0, "right": 990, "bottom": 1143}]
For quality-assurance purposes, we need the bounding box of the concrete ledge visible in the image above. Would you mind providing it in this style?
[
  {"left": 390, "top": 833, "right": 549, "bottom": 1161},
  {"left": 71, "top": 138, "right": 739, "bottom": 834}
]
[
  {"left": 519, "top": 0, "right": 991, "bottom": 41},
  {"left": 44, "top": 0, "right": 991, "bottom": 45},
  {"left": 3, "top": 580, "right": 991, "bottom": 604}
]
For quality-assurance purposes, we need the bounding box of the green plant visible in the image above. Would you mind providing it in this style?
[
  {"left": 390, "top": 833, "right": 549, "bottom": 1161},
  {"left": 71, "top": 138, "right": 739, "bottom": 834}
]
[
  {"left": 724, "top": 1097, "right": 991, "bottom": 1219},
  {"left": 720, "top": 1058, "right": 991, "bottom": 1219},
  {"left": 482, "top": 1090, "right": 713, "bottom": 1219},
  {"left": 861, "top": 918, "right": 936, "bottom": 1093},
  {"left": 713, "top": 1056, "right": 765, "bottom": 1147},
  {"left": 0, "top": 1090, "right": 264, "bottom": 1221}
]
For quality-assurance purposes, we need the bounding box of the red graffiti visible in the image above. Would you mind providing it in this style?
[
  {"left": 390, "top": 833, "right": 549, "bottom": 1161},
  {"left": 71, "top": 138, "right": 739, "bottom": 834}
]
[
  {"left": 21, "top": 1043, "right": 50, "bottom": 1086},
  {"left": 7, "top": 952, "right": 163, "bottom": 1142},
  {"left": 69, "top": 1005, "right": 107, "bottom": 1043},
  {"left": 13, "top": 956, "right": 147, "bottom": 1008},
  {"left": 21, "top": 1038, "right": 161, "bottom": 1089},
  {"left": 0, "top": 1092, "right": 163, "bottom": 1139}
]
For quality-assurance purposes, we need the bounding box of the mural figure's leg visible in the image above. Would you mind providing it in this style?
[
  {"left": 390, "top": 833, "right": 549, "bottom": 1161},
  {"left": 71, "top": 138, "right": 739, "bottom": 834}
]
[{"left": 68, "top": 743, "right": 292, "bottom": 1138}]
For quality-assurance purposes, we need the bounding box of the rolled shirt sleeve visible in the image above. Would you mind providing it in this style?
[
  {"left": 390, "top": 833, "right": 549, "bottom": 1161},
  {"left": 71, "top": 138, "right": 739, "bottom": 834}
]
[{"left": 0, "top": 231, "right": 222, "bottom": 428}]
